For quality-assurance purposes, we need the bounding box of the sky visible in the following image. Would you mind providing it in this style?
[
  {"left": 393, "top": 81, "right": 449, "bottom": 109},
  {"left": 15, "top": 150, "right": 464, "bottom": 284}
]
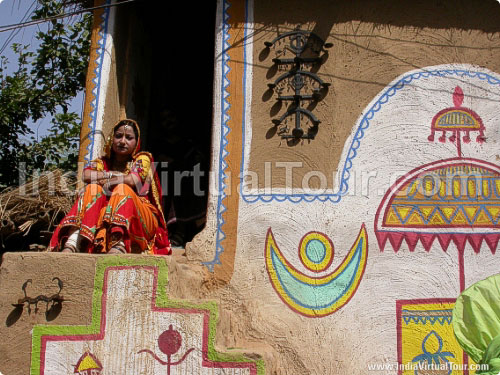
[{"left": 0, "top": 0, "right": 84, "bottom": 141}]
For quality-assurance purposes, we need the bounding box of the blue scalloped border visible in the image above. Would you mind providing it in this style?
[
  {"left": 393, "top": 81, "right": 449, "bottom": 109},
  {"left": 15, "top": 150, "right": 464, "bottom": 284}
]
[
  {"left": 84, "top": 0, "right": 111, "bottom": 164},
  {"left": 402, "top": 309, "right": 453, "bottom": 325},
  {"left": 203, "top": 0, "right": 233, "bottom": 271},
  {"left": 240, "top": 68, "right": 500, "bottom": 204}
]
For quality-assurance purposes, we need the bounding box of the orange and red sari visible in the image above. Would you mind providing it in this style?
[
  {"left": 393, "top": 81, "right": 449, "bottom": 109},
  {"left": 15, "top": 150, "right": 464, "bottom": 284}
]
[{"left": 49, "top": 152, "right": 171, "bottom": 255}]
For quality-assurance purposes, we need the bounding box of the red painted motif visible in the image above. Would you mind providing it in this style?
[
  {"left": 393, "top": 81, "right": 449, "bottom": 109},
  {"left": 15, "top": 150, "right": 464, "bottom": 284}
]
[
  {"left": 73, "top": 351, "right": 103, "bottom": 375},
  {"left": 38, "top": 266, "right": 258, "bottom": 375},
  {"left": 428, "top": 86, "right": 485, "bottom": 157}
]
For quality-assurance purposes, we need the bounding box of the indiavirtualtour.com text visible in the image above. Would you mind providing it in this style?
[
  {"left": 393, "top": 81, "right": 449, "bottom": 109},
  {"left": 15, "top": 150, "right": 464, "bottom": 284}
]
[{"left": 367, "top": 362, "right": 489, "bottom": 372}]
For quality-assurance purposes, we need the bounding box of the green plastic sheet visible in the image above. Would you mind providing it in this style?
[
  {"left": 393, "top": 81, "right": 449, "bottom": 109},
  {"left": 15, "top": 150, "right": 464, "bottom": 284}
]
[{"left": 453, "top": 273, "right": 500, "bottom": 375}]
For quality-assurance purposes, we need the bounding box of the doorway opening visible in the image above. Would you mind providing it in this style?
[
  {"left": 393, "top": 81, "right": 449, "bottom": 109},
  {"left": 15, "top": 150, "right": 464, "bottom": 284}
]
[{"left": 133, "top": 1, "right": 216, "bottom": 247}]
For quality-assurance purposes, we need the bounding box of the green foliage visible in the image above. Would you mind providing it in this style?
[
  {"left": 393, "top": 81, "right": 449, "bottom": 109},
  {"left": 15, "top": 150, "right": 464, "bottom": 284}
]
[{"left": 0, "top": 0, "right": 92, "bottom": 187}]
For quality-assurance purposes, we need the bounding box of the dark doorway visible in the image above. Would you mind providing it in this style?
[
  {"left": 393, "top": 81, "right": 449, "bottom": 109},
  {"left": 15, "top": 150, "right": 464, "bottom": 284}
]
[{"left": 137, "top": 1, "right": 216, "bottom": 247}]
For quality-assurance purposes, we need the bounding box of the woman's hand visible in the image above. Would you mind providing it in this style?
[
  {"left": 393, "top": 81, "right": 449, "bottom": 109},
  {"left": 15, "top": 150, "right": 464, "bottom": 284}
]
[
  {"left": 102, "top": 181, "right": 113, "bottom": 195},
  {"left": 101, "top": 173, "right": 138, "bottom": 196},
  {"left": 83, "top": 169, "right": 125, "bottom": 187}
]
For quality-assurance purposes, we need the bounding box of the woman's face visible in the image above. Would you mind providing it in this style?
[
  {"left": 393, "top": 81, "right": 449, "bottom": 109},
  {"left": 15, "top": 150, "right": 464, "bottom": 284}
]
[{"left": 112, "top": 124, "right": 137, "bottom": 157}]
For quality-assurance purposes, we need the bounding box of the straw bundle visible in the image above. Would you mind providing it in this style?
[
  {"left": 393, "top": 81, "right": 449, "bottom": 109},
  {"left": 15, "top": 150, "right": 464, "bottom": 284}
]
[{"left": 0, "top": 170, "right": 77, "bottom": 242}]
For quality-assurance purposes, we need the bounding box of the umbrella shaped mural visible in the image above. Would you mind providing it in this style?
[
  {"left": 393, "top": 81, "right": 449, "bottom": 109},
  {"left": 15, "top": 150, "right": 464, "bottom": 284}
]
[
  {"left": 375, "top": 84, "right": 500, "bottom": 374},
  {"left": 375, "top": 86, "right": 500, "bottom": 292}
]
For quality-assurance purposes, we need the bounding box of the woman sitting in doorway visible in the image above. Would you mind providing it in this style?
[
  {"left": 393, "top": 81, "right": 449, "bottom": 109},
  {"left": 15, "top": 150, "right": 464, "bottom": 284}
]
[{"left": 49, "top": 119, "right": 171, "bottom": 255}]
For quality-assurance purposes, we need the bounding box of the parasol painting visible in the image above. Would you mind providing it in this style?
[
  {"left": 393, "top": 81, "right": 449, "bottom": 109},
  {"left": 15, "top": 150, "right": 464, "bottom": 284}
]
[{"left": 375, "top": 86, "right": 500, "bottom": 292}]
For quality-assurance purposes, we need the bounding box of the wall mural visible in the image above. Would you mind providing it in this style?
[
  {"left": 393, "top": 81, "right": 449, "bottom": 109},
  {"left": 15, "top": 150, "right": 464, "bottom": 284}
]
[
  {"left": 0, "top": 0, "right": 493, "bottom": 372},
  {"left": 376, "top": 158, "right": 500, "bottom": 251},
  {"left": 397, "top": 299, "right": 468, "bottom": 375},
  {"left": 375, "top": 86, "right": 500, "bottom": 260},
  {"left": 371, "top": 72, "right": 500, "bottom": 373},
  {"left": 265, "top": 225, "right": 368, "bottom": 317},
  {"left": 236, "top": 63, "right": 500, "bottom": 372},
  {"left": 372, "top": 83, "right": 500, "bottom": 372},
  {"left": 30, "top": 257, "right": 263, "bottom": 375},
  {"left": 74, "top": 352, "right": 103, "bottom": 375},
  {"left": 372, "top": 81, "right": 500, "bottom": 373},
  {"left": 259, "top": 71, "right": 500, "bottom": 305}
]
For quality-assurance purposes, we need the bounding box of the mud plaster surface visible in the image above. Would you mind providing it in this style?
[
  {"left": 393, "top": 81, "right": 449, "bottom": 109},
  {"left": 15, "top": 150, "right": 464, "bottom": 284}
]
[
  {"left": 7, "top": 2, "right": 500, "bottom": 375},
  {"left": 249, "top": 0, "right": 500, "bottom": 189},
  {"left": 0, "top": 248, "right": 482, "bottom": 374},
  {"left": 0, "top": 253, "right": 96, "bottom": 375},
  {"left": 0, "top": 253, "right": 268, "bottom": 375}
]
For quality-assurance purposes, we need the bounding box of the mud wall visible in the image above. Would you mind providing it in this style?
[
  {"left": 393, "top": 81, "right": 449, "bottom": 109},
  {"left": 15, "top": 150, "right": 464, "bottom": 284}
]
[
  {"left": 3, "top": 0, "right": 500, "bottom": 374},
  {"left": 191, "top": 0, "right": 500, "bottom": 373},
  {"left": 249, "top": 0, "right": 500, "bottom": 189}
]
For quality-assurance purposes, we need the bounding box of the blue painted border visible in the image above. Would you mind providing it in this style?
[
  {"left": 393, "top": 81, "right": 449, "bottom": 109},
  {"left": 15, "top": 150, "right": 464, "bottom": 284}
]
[
  {"left": 402, "top": 309, "right": 453, "bottom": 325},
  {"left": 203, "top": 0, "right": 233, "bottom": 271},
  {"left": 240, "top": 69, "right": 500, "bottom": 204},
  {"left": 84, "top": 0, "right": 111, "bottom": 164},
  {"left": 80, "top": 0, "right": 231, "bottom": 271}
]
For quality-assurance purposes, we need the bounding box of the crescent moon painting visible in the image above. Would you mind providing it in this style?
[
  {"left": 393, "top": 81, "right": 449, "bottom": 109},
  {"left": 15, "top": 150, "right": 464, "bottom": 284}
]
[{"left": 265, "top": 224, "right": 368, "bottom": 317}]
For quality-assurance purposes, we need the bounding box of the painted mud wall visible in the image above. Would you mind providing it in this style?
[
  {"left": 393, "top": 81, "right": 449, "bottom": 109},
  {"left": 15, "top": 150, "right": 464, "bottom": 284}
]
[
  {"left": 191, "top": 0, "right": 500, "bottom": 373},
  {"left": 0, "top": 253, "right": 263, "bottom": 374},
  {"left": 78, "top": 0, "right": 119, "bottom": 169},
  {"left": 248, "top": 0, "right": 500, "bottom": 189},
  {"left": 2, "top": 0, "right": 500, "bottom": 374},
  {"left": 78, "top": 0, "right": 153, "bottom": 169}
]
